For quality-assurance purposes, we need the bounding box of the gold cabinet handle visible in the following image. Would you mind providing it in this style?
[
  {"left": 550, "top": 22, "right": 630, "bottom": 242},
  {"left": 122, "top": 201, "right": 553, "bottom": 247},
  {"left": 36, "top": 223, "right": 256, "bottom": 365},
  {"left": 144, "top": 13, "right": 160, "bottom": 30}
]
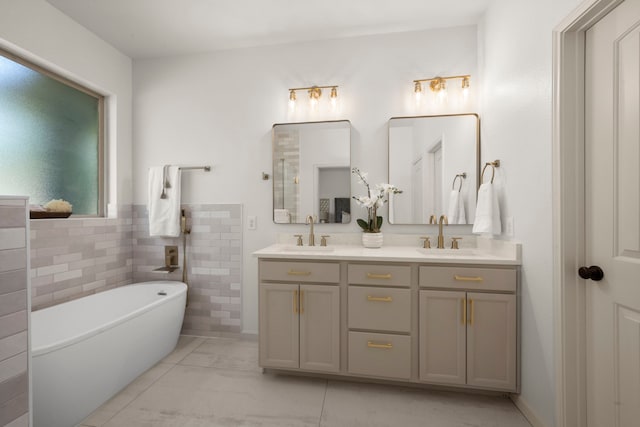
[
  {"left": 367, "top": 341, "right": 393, "bottom": 350},
  {"left": 300, "top": 290, "right": 304, "bottom": 314},
  {"left": 367, "top": 296, "right": 393, "bottom": 302},
  {"left": 469, "top": 299, "right": 474, "bottom": 325},
  {"left": 454, "top": 275, "right": 483, "bottom": 282},
  {"left": 462, "top": 298, "right": 467, "bottom": 325},
  {"left": 366, "top": 273, "right": 392, "bottom": 280},
  {"left": 293, "top": 290, "right": 298, "bottom": 314},
  {"left": 288, "top": 269, "right": 311, "bottom": 276}
]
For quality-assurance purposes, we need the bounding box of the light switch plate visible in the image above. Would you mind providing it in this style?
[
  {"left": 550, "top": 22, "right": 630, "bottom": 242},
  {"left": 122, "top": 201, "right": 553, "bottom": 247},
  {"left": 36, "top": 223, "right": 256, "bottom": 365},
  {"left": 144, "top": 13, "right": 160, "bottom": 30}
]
[{"left": 247, "top": 215, "right": 257, "bottom": 230}]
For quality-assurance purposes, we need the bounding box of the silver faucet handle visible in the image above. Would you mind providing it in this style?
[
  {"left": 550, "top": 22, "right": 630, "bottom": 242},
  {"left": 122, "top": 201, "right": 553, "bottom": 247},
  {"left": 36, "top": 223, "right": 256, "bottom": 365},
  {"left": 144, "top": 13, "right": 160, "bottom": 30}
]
[
  {"left": 294, "top": 234, "right": 303, "bottom": 246},
  {"left": 420, "top": 236, "right": 431, "bottom": 248},
  {"left": 450, "top": 237, "right": 462, "bottom": 249},
  {"left": 320, "top": 235, "right": 330, "bottom": 247}
]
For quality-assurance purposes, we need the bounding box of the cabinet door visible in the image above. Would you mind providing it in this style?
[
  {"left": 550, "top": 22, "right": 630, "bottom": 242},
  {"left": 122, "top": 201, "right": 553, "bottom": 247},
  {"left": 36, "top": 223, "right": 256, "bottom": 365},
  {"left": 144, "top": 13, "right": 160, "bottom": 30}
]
[
  {"left": 466, "top": 292, "right": 516, "bottom": 390},
  {"left": 419, "top": 290, "right": 466, "bottom": 384},
  {"left": 259, "top": 283, "right": 299, "bottom": 369},
  {"left": 299, "top": 285, "right": 340, "bottom": 373}
]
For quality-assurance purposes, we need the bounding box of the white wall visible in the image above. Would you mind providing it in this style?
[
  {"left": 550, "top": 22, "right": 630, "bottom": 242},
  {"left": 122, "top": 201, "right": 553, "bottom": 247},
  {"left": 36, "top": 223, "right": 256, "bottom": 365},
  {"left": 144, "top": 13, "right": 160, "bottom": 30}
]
[
  {"left": 132, "top": 26, "right": 478, "bottom": 334},
  {"left": 0, "top": 0, "right": 133, "bottom": 209},
  {"left": 479, "top": 0, "right": 582, "bottom": 425}
]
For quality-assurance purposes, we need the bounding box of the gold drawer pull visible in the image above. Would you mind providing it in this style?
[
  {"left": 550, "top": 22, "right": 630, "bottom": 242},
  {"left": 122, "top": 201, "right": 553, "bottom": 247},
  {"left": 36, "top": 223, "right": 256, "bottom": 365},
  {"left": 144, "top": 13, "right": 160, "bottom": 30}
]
[
  {"left": 367, "top": 341, "right": 393, "bottom": 350},
  {"left": 367, "top": 296, "right": 393, "bottom": 302},
  {"left": 367, "top": 273, "right": 392, "bottom": 280},
  {"left": 288, "top": 269, "right": 312, "bottom": 276},
  {"left": 454, "top": 275, "right": 483, "bottom": 282}
]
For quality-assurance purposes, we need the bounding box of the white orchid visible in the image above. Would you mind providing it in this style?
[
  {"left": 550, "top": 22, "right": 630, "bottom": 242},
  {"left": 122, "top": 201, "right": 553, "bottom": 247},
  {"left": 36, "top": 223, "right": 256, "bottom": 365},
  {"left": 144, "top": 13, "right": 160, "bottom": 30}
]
[{"left": 352, "top": 167, "right": 403, "bottom": 233}]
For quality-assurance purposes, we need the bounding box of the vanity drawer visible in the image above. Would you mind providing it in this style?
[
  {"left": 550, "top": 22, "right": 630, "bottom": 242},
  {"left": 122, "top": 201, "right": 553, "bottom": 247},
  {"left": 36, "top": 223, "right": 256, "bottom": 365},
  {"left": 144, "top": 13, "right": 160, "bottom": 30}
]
[
  {"left": 348, "top": 286, "right": 411, "bottom": 332},
  {"left": 260, "top": 260, "right": 340, "bottom": 283},
  {"left": 348, "top": 264, "right": 410, "bottom": 287},
  {"left": 419, "top": 266, "right": 516, "bottom": 292},
  {"left": 348, "top": 331, "right": 411, "bottom": 380}
]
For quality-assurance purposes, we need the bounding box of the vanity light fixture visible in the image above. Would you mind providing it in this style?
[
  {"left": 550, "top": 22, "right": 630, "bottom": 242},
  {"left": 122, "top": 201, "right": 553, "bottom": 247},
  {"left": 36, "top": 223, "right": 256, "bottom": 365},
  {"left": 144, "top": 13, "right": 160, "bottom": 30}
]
[
  {"left": 413, "top": 75, "right": 470, "bottom": 104},
  {"left": 288, "top": 85, "right": 339, "bottom": 112}
]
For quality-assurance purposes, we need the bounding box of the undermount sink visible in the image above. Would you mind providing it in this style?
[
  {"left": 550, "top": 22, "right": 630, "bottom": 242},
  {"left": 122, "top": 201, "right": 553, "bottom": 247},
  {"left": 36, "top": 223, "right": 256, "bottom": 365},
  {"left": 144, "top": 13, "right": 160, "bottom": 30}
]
[
  {"left": 279, "top": 245, "right": 335, "bottom": 253},
  {"left": 416, "top": 248, "right": 480, "bottom": 257}
]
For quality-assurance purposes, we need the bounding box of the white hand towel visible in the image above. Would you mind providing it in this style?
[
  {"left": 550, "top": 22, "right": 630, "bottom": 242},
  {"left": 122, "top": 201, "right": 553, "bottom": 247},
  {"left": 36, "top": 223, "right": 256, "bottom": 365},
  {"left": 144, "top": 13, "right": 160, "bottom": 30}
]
[
  {"left": 148, "top": 166, "right": 181, "bottom": 236},
  {"left": 447, "top": 190, "right": 467, "bottom": 224},
  {"left": 472, "top": 183, "right": 501, "bottom": 235}
]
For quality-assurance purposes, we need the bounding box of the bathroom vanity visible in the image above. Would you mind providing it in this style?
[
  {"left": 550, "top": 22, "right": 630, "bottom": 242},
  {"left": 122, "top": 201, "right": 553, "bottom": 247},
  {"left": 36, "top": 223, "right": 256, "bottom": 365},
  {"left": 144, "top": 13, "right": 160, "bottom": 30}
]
[{"left": 254, "top": 238, "right": 521, "bottom": 393}]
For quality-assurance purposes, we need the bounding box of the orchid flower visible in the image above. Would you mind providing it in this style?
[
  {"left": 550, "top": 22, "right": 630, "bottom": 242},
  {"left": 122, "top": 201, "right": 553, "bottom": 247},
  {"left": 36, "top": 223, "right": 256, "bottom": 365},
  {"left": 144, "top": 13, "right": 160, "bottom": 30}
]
[{"left": 351, "top": 167, "right": 403, "bottom": 233}]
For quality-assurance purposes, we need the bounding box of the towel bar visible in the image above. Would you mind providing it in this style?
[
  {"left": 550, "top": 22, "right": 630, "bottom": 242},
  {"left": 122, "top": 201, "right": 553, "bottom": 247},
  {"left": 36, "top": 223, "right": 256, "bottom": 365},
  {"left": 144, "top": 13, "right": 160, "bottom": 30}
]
[{"left": 178, "top": 166, "right": 211, "bottom": 171}]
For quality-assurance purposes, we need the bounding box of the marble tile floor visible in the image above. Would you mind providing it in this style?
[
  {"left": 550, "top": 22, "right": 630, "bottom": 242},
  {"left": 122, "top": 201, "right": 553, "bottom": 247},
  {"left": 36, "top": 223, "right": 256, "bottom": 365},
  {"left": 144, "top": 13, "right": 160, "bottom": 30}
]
[{"left": 80, "top": 336, "right": 532, "bottom": 427}]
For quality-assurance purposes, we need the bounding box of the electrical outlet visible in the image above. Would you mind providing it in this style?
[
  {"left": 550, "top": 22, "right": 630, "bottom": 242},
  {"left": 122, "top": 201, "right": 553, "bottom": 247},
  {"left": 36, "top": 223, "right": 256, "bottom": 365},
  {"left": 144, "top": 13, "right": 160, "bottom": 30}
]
[
  {"left": 505, "top": 216, "right": 514, "bottom": 237},
  {"left": 247, "top": 215, "right": 257, "bottom": 230}
]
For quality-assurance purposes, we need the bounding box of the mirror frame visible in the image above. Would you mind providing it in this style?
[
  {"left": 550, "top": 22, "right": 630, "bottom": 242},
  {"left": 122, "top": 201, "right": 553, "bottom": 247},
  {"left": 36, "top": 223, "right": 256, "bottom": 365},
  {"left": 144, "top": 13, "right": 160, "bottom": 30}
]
[
  {"left": 387, "top": 113, "right": 480, "bottom": 225},
  {"left": 272, "top": 119, "right": 352, "bottom": 224}
]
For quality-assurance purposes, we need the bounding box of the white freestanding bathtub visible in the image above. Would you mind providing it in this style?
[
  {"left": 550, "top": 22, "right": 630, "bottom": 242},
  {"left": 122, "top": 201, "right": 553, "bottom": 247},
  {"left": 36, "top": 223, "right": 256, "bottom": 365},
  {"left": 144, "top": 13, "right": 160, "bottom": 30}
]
[{"left": 32, "top": 281, "right": 187, "bottom": 427}]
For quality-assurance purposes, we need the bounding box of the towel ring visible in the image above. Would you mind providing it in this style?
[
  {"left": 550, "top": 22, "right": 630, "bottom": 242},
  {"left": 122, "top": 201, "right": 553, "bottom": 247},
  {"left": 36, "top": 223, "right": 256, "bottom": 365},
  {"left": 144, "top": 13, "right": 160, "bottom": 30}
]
[
  {"left": 480, "top": 160, "right": 501, "bottom": 184},
  {"left": 452, "top": 173, "right": 467, "bottom": 192}
]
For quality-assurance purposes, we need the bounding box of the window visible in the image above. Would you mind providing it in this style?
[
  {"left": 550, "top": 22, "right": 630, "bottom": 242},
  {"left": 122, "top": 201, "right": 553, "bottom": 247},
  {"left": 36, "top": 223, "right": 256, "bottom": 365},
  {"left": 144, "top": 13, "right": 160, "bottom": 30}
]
[{"left": 0, "top": 49, "right": 104, "bottom": 216}]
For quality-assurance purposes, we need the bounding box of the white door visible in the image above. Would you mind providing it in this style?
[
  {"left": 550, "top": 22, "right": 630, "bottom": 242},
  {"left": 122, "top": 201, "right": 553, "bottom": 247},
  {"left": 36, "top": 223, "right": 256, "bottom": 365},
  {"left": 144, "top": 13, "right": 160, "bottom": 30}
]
[
  {"left": 411, "top": 157, "right": 424, "bottom": 222},
  {"left": 431, "top": 142, "right": 443, "bottom": 216},
  {"left": 585, "top": 1, "right": 640, "bottom": 425}
]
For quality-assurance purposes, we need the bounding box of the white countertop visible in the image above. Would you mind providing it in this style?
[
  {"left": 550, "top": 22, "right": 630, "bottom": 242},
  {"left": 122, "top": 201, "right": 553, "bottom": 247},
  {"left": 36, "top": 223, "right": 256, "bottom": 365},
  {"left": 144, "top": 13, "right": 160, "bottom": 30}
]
[{"left": 253, "top": 237, "right": 521, "bottom": 265}]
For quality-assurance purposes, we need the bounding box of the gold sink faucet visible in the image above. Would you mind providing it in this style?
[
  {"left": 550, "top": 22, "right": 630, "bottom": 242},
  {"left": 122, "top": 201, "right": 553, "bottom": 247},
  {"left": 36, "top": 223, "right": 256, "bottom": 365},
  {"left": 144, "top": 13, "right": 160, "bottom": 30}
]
[
  {"left": 437, "top": 215, "right": 448, "bottom": 249},
  {"left": 306, "top": 215, "right": 315, "bottom": 246}
]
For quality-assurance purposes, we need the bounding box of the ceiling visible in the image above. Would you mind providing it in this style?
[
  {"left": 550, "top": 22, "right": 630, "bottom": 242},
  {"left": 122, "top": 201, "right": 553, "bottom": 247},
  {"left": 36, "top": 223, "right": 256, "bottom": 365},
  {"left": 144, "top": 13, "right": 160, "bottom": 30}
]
[{"left": 46, "top": 0, "right": 491, "bottom": 59}]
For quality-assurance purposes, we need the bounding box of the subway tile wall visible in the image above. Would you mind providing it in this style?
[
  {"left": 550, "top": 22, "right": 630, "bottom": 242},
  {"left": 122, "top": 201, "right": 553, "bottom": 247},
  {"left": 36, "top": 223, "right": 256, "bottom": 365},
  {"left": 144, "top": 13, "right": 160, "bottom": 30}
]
[
  {"left": 29, "top": 205, "right": 134, "bottom": 311},
  {"left": 132, "top": 204, "right": 242, "bottom": 335},
  {"left": 273, "top": 129, "right": 300, "bottom": 223},
  {"left": 0, "top": 197, "right": 29, "bottom": 427}
]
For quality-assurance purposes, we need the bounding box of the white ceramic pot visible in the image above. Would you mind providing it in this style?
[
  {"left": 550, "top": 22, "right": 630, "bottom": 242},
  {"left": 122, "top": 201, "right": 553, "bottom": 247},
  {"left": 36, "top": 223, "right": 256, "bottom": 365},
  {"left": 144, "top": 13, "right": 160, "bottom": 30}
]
[{"left": 362, "top": 232, "right": 383, "bottom": 248}]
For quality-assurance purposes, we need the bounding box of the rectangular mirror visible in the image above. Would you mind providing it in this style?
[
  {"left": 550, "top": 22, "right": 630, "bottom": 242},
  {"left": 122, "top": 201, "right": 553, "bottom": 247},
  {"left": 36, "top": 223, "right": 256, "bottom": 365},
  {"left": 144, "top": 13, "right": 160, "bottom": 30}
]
[
  {"left": 272, "top": 120, "right": 351, "bottom": 224},
  {"left": 388, "top": 114, "right": 479, "bottom": 225}
]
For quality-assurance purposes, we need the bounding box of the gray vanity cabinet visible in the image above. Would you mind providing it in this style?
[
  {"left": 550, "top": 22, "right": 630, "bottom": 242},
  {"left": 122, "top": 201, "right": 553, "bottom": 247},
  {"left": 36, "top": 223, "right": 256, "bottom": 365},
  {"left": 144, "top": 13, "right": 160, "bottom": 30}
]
[
  {"left": 257, "top": 255, "right": 519, "bottom": 393},
  {"left": 419, "top": 266, "right": 517, "bottom": 391},
  {"left": 258, "top": 260, "right": 340, "bottom": 373}
]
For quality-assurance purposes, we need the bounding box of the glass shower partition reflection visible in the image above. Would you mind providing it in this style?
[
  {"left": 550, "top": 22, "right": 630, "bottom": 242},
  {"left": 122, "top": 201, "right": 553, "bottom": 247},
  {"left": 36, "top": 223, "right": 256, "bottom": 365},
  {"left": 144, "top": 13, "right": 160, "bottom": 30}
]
[{"left": 272, "top": 120, "right": 351, "bottom": 224}]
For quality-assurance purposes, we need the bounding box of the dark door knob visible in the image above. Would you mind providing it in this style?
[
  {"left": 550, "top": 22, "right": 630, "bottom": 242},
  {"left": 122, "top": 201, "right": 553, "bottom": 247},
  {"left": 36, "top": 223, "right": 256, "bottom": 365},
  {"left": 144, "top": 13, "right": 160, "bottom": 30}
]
[{"left": 578, "top": 266, "right": 604, "bottom": 281}]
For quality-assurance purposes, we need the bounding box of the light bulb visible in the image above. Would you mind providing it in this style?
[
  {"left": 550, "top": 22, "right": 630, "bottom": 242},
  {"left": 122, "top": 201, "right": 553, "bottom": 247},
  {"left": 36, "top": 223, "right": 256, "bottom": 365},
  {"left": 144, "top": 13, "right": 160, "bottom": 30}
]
[
  {"left": 461, "top": 77, "right": 470, "bottom": 103},
  {"left": 414, "top": 81, "right": 423, "bottom": 106},
  {"left": 330, "top": 87, "right": 338, "bottom": 111},
  {"left": 308, "top": 87, "right": 321, "bottom": 112},
  {"left": 288, "top": 90, "right": 296, "bottom": 112},
  {"left": 438, "top": 79, "right": 447, "bottom": 103}
]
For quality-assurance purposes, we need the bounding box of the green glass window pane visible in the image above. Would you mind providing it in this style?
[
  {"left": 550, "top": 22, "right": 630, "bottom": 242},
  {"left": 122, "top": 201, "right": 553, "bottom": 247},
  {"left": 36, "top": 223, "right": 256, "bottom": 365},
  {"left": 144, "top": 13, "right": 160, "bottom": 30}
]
[{"left": 0, "top": 54, "right": 100, "bottom": 215}]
